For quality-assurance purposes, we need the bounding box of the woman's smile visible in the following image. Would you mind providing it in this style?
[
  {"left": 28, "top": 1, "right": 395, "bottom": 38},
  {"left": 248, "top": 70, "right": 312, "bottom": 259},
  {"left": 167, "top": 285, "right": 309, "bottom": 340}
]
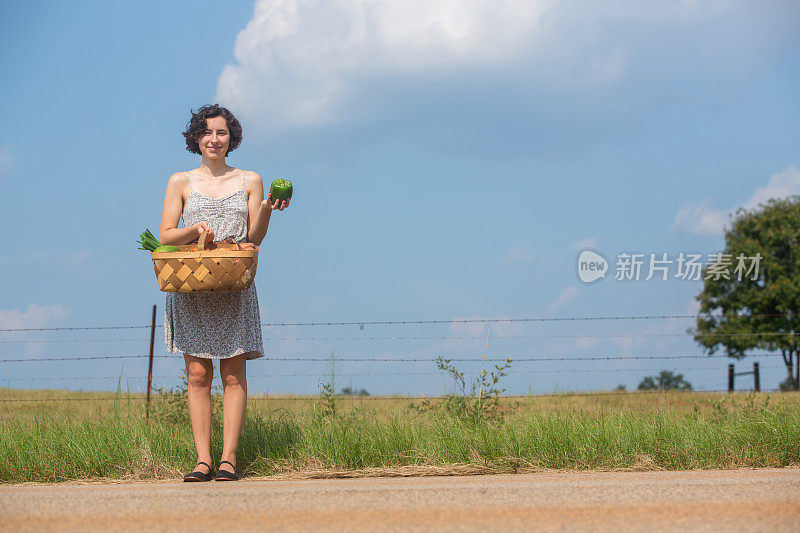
[{"left": 198, "top": 115, "right": 231, "bottom": 157}]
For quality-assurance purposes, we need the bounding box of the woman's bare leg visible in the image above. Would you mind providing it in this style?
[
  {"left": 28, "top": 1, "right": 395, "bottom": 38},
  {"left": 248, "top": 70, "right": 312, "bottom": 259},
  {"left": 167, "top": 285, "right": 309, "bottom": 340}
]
[
  {"left": 219, "top": 353, "right": 247, "bottom": 470},
  {"left": 184, "top": 354, "right": 214, "bottom": 474}
]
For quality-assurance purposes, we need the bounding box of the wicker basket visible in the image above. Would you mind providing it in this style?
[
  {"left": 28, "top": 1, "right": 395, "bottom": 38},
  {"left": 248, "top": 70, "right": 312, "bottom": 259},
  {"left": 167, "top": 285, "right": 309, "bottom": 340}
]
[{"left": 151, "top": 231, "right": 258, "bottom": 293}]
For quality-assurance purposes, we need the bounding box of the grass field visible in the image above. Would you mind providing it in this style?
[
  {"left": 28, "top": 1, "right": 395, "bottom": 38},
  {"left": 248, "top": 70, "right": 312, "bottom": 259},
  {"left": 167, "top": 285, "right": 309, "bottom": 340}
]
[{"left": 1, "top": 387, "right": 798, "bottom": 483}]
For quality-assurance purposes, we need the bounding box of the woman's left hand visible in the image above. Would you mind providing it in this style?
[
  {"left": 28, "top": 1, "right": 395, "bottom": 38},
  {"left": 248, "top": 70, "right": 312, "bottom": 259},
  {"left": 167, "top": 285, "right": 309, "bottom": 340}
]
[{"left": 261, "top": 192, "right": 290, "bottom": 212}]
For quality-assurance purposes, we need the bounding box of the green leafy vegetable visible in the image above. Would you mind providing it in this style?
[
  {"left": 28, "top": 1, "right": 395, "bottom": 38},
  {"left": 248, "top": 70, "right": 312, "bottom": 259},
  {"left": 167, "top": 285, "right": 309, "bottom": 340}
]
[{"left": 137, "top": 229, "right": 163, "bottom": 252}]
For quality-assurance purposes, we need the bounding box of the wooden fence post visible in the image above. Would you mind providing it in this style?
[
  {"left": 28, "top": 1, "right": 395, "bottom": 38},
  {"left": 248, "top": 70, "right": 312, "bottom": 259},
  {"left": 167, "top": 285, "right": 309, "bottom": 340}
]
[
  {"left": 796, "top": 356, "right": 800, "bottom": 391},
  {"left": 753, "top": 362, "right": 760, "bottom": 392},
  {"left": 728, "top": 364, "right": 735, "bottom": 392}
]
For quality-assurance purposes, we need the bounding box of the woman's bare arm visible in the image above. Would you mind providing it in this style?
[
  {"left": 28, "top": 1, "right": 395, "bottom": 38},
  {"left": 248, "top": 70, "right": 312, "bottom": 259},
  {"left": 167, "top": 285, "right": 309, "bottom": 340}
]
[
  {"left": 246, "top": 171, "right": 271, "bottom": 246},
  {"left": 159, "top": 172, "right": 213, "bottom": 245},
  {"left": 246, "top": 171, "right": 289, "bottom": 246}
]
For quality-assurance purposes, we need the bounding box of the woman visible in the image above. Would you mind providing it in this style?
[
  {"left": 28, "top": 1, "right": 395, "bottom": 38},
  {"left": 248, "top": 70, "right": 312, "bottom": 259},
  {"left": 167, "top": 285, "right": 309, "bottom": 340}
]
[{"left": 158, "top": 104, "right": 289, "bottom": 482}]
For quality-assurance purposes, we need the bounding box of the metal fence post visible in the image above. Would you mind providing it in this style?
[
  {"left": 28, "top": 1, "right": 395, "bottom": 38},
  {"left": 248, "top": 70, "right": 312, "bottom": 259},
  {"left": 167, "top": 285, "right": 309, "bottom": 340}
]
[
  {"left": 146, "top": 304, "right": 156, "bottom": 421},
  {"left": 753, "top": 362, "right": 760, "bottom": 392},
  {"left": 728, "top": 364, "right": 734, "bottom": 392}
]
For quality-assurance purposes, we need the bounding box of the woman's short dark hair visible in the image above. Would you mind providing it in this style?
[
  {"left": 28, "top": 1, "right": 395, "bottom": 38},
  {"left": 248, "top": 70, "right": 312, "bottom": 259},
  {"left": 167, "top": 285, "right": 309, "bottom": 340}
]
[{"left": 182, "top": 104, "right": 243, "bottom": 155}]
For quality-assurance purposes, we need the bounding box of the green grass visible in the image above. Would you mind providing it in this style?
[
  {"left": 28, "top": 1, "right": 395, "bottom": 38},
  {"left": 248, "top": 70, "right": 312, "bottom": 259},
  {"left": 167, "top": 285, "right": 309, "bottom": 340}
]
[{"left": 1, "top": 389, "right": 798, "bottom": 483}]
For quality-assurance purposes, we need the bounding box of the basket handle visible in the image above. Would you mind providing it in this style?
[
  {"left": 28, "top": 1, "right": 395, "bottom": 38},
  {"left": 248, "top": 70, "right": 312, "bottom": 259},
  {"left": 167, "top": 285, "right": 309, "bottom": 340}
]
[{"left": 197, "top": 230, "right": 209, "bottom": 251}]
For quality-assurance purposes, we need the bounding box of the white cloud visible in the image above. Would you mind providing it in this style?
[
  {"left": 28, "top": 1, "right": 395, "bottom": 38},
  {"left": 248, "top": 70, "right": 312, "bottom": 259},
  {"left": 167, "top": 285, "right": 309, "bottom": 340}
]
[
  {"left": 216, "top": 0, "right": 799, "bottom": 133},
  {"left": 446, "top": 316, "right": 488, "bottom": 338},
  {"left": 218, "top": 0, "right": 553, "bottom": 127},
  {"left": 0, "top": 301, "right": 67, "bottom": 361},
  {"left": 671, "top": 166, "right": 800, "bottom": 236},
  {"left": 439, "top": 313, "right": 530, "bottom": 353},
  {"left": 574, "top": 336, "right": 598, "bottom": 350},
  {"left": 670, "top": 200, "right": 728, "bottom": 236},
  {"left": 572, "top": 237, "right": 598, "bottom": 252},
  {"left": 743, "top": 166, "right": 800, "bottom": 210},
  {"left": 0, "top": 303, "right": 69, "bottom": 331},
  {"left": 546, "top": 286, "right": 579, "bottom": 312},
  {"left": 501, "top": 240, "right": 535, "bottom": 267}
]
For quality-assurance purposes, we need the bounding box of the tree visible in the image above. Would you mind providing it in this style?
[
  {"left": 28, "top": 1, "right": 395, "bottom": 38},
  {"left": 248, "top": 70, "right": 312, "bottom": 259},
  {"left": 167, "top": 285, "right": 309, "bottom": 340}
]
[
  {"left": 338, "top": 386, "right": 370, "bottom": 397},
  {"left": 691, "top": 197, "right": 800, "bottom": 390},
  {"left": 637, "top": 370, "right": 693, "bottom": 391}
]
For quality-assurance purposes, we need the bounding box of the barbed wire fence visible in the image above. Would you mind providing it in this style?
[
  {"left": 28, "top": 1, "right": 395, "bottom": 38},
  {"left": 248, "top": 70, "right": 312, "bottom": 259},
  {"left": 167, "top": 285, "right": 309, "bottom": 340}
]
[{"left": 0, "top": 305, "right": 791, "bottom": 407}]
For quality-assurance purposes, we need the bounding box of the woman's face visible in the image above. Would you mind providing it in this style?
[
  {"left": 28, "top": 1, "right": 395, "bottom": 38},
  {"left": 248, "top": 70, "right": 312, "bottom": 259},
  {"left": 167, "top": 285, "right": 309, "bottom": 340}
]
[{"left": 196, "top": 116, "right": 230, "bottom": 159}]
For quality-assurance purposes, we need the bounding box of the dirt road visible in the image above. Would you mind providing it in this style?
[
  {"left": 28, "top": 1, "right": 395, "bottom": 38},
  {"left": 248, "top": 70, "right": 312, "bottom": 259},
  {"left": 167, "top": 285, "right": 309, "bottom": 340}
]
[{"left": 1, "top": 469, "right": 798, "bottom": 532}]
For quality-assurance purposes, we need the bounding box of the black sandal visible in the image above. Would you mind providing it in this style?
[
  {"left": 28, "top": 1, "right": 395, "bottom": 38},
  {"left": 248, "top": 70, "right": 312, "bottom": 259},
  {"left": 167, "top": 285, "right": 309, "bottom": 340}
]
[
  {"left": 214, "top": 460, "right": 239, "bottom": 481},
  {"left": 183, "top": 461, "right": 214, "bottom": 482}
]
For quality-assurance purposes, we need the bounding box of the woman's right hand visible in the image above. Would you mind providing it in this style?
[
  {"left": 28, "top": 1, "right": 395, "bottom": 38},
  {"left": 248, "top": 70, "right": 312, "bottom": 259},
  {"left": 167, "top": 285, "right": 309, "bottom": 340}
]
[{"left": 193, "top": 222, "right": 215, "bottom": 243}]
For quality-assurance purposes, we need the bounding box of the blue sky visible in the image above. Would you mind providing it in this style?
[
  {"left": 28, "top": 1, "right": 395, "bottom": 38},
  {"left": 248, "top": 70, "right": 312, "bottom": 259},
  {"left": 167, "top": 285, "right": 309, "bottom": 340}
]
[{"left": 1, "top": 1, "right": 799, "bottom": 395}]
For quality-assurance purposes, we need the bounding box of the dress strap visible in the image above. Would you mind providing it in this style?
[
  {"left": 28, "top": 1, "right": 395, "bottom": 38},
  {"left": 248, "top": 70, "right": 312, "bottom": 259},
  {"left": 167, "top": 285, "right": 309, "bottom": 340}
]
[
  {"left": 184, "top": 171, "right": 194, "bottom": 192},
  {"left": 240, "top": 170, "right": 246, "bottom": 190}
]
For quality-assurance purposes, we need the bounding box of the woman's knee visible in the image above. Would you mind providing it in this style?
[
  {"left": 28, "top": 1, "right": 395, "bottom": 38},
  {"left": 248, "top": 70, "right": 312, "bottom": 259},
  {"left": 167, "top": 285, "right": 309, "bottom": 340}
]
[
  {"left": 221, "top": 370, "right": 246, "bottom": 388},
  {"left": 220, "top": 355, "right": 247, "bottom": 388},
  {"left": 185, "top": 359, "right": 213, "bottom": 388}
]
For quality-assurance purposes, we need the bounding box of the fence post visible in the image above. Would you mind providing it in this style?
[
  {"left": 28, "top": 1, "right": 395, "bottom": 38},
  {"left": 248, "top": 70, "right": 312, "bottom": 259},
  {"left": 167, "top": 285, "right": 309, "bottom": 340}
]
[
  {"left": 146, "top": 304, "right": 156, "bottom": 421},
  {"left": 728, "top": 364, "right": 735, "bottom": 392},
  {"left": 796, "top": 356, "right": 800, "bottom": 391},
  {"left": 753, "top": 362, "right": 760, "bottom": 392}
]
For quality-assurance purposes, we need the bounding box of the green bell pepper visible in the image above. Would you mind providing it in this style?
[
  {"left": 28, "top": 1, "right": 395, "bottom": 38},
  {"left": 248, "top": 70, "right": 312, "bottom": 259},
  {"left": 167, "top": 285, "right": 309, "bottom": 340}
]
[{"left": 269, "top": 178, "right": 293, "bottom": 207}]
